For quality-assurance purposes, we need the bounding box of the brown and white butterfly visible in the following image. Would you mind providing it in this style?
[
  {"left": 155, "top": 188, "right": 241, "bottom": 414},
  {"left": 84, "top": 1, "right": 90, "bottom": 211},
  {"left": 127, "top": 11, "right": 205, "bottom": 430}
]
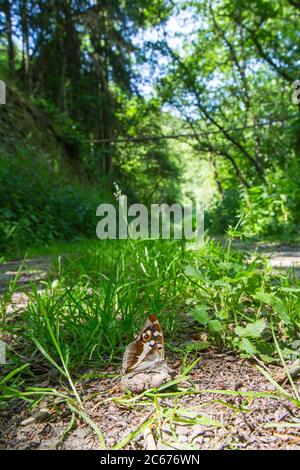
[{"left": 122, "top": 314, "right": 164, "bottom": 374}]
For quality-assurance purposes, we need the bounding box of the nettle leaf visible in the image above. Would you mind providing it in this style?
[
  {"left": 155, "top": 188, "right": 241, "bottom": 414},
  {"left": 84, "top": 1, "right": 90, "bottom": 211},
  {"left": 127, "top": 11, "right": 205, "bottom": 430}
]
[
  {"left": 253, "top": 292, "right": 275, "bottom": 305},
  {"left": 244, "top": 319, "right": 267, "bottom": 338},
  {"left": 235, "top": 326, "right": 245, "bottom": 337},
  {"left": 253, "top": 291, "right": 291, "bottom": 325},
  {"left": 191, "top": 305, "right": 209, "bottom": 325},
  {"left": 239, "top": 338, "right": 258, "bottom": 355},
  {"left": 208, "top": 319, "right": 223, "bottom": 333},
  {"left": 185, "top": 265, "right": 202, "bottom": 279},
  {"left": 235, "top": 319, "right": 267, "bottom": 338}
]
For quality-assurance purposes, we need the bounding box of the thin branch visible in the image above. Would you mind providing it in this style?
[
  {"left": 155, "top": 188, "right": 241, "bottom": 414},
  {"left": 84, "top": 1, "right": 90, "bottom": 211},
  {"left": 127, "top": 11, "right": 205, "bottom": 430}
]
[{"left": 85, "top": 116, "right": 294, "bottom": 144}]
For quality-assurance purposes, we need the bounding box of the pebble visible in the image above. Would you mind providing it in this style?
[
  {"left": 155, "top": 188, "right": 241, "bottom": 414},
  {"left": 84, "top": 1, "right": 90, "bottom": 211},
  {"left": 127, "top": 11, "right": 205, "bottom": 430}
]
[
  {"left": 225, "top": 356, "right": 236, "bottom": 362},
  {"left": 20, "top": 410, "right": 50, "bottom": 426},
  {"left": 193, "top": 436, "right": 204, "bottom": 445},
  {"left": 178, "top": 434, "right": 188, "bottom": 443},
  {"left": 175, "top": 425, "right": 190, "bottom": 436},
  {"left": 217, "top": 428, "right": 228, "bottom": 438}
]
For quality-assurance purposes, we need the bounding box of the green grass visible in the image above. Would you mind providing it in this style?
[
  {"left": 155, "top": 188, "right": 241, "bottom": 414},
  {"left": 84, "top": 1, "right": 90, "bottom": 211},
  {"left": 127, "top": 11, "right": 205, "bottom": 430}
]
[
  {"left": 2, "top": 233, "right": 300, "bottom": 378},
  {"left": 21, "top": 238, "right": 187, "bottom": 370},
  {"left": 25, "top": 239, "right": 101, "bottom": 259}
]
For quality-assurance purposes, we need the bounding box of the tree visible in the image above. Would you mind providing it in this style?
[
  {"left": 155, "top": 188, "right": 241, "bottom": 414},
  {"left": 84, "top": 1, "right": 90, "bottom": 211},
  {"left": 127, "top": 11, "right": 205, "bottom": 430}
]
[{"left": 2, "top": 0, "right": 15, "bottom": 79}]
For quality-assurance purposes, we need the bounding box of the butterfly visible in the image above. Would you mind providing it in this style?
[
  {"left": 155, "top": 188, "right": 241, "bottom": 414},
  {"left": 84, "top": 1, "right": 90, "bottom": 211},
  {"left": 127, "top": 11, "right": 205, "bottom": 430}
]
[{"left": 122, "top": 314, "right": 164, "bottom": 375}]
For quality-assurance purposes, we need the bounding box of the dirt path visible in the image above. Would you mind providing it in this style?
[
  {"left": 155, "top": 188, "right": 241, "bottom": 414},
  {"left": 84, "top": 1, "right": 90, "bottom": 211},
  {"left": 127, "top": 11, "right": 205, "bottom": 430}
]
[
  {"left": 257, "top": 245, "right": 300, "bottom": 272},
  {"left": 234, "top": 242, "right": 300, "bottom": 273},
  {"left": 1, "top": 243, "right": 300, "bottom": 297},
  {"left": 0, "top": 256, "right": 57, "bottom": 314},
  {"left": 1, "top": 353, "right": 299, "bottom": 450},
  {"left": 0, "top": 257, "right": 53, "bottom": 293}
]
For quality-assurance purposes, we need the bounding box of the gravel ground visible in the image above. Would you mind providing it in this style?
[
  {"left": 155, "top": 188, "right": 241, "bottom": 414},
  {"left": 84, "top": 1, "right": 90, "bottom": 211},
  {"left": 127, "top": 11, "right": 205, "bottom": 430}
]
[{"left": 1, "top": 353, "right": 299, "bottom": 450}]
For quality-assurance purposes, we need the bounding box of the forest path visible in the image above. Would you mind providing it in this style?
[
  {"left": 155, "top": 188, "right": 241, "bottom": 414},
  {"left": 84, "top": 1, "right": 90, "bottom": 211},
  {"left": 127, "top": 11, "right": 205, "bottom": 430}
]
[
  {"left": 233, "top": 242, "right": 300, "bottom": 276},
  {"left": 0, "top": 256, "right": 57, "bottom": 314},
  {"left": 1, "top": 244, "right": 300, "bottom": 311},
  {"left": 2, "top": 243, "right": 300, "bottom": 288},
  {"left": 0, "top": 256, "right": 53, "bottom": 293}
]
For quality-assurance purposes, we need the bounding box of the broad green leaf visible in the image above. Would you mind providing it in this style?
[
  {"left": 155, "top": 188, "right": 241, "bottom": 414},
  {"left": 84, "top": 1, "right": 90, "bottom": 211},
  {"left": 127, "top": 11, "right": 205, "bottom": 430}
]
[
  {"left": 184, "top": 265, "right": 201, "bottom": 279},
  {"left": 253, "top": 292, "right": 291, "bottom": 325},
  {"left": 253, "top": 292, "right": 275, "bottom": 305},
  {"left": 208, "top": 319, "right": 222, "bottom": 333},
  {"left": 239, "top": 338, "right": 257, "bottom": 355},
  {"left": 234, "top": 326, "right": 245, "bottom": 337},
  {"left": 243, "top": 319, "right": 267, "bottom": 338},
  {"left": 235, "top": 319, "right": 266, "bottom": 338},
  {"left": 191, "top": 305, "right": 209, "bottom": 325}
]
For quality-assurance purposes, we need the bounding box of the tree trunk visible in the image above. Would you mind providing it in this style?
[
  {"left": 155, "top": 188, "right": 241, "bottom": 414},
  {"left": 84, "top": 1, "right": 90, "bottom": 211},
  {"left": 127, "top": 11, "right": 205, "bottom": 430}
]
[
  {"left": 20, "top": 0, "right": 31, "bottom": 93},
  {"left": 4, "top": 0, "right": 15, "bottom": 79},
  {"left": 92, "top": 0, "right": 113, "bottom": 175},
  {"left": 210, "top": 156, "right": 224, "bottom": 197}
]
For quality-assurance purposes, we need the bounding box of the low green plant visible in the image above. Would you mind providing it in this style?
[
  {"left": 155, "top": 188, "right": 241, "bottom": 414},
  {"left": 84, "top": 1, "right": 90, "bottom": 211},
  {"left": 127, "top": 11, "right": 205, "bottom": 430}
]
[{"left": 185, "top": 232, "right": 300, "bottom": 361}]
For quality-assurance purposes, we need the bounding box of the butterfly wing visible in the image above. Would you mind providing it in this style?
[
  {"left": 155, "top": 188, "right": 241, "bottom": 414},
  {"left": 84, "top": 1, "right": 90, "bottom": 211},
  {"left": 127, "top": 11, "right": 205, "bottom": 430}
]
[
  {"left": 149, "top": 313, "right": 164, "bottom": 360},
  {"left": 122, "top": 314, "right": 164, "bottom": 374}
]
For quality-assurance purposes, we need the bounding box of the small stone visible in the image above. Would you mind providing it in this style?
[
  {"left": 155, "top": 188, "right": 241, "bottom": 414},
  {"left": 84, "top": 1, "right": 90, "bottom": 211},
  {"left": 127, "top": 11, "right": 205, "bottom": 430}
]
[
  {"left": 73, "top": 428, "right": 87, "bottom": 438},
  {"left": 193, "top": 436, "right": 204, "bottom": 445},
  {"left": 161, "top": 423, "right": 171, "bottom": 434},
  {"left": 121, "top": 362, "right": 176, "bottom": 393},
  {"left": 233, "top": 381, "right": 243, "bottom": 390},
  {"left": 175, "top": 425, "right": 189, "bottom": 436},
  {"left": 20, "top": 410, "right": 50, "bottom": 426},
  {"left": 20, "top": 417, "right": 35, "bottom": 426},
  {"left": 188, "top": 424, "right": 205, "bottom": 443},
  {"left": 226, "top": 356, "right": 236, "bottom": 362},
  {"left": 217, "top": 428, "right": 228, "bottom": 438}
]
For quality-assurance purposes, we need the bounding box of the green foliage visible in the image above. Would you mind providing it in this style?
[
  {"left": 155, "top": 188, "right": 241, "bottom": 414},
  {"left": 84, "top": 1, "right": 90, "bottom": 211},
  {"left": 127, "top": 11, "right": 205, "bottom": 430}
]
[
  {"left": 35, "top": 99, "right": 84, "bottom": 150},
  {"left": 115, "top": 97, "right": 181, "bottom": 203},
  {"left": 0, "top": 151, "right": 108, "bottom": 256},
  {"left": 206, "top": 158, "right": 300, "bottom": 237},
  {"left": 206, "top": 189, "right": 241, "bottom": 235},
  {"left": 237, "top": 160, "right": 300, "bottom": 237},
  {"left": 154, "top": 0, "right": 300, "bottom": 238},
  {"left": 186, "top": 238, "right": 300, "bottom": 360}
]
